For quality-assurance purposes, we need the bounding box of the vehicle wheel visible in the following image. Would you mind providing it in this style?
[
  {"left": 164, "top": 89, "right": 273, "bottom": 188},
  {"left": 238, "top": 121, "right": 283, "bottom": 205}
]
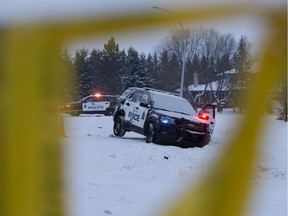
[
  {"left": 197, "top": 132, "right": 211, "bottom": 148},
  {"left": 146, "top": 122, "right": 156, "bottom": 143},
  {"left": 70, "top": 112, "right": 79, "bottom": 116},
  {"left": 104, "top": 109, "right": 113, "bottom": 116},
  {"left": 113, "top": 116, "right": 126, "bottom": 137}
]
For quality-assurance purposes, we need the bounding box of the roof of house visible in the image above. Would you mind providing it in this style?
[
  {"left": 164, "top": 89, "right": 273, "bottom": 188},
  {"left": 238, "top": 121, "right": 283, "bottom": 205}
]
[{"left": 188, "top": 80, "right": 231, "bottom": 92}]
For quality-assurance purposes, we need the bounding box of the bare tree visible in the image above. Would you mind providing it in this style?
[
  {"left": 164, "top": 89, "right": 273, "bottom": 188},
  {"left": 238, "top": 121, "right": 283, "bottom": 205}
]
[
  {"left": 162, "top": 27, "right": 202, "bottom": 62},
  {"left": 197, "top": 29, "right": 237, "bottom": 111},
  {"left": 164, "top": 28, "right": 189, "bottom": 62},
  {"left": 200, "top": 27, "right": 219, "bottom": 60},
  {"left": 217, "top": 33, "right": 237, "bottom": 59},
  {"left": 158, "top": 27, "right": 205, "bottom": 99},
  {"left": 158, "top": 27, "right": 238, "bottom": 110}
]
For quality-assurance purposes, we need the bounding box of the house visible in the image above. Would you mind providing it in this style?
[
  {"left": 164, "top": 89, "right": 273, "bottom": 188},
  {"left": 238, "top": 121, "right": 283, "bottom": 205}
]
[
  {"left": 188, "top": 65, "right": 259, "bottom": 108},
  {"left": 188, "top": 69, "right": 234, "bottom": 107}
]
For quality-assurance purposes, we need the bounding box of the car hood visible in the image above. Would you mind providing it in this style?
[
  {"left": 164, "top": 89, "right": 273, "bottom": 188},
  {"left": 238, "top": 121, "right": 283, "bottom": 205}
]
[{"left": 155, "top": 109, "right": 206, "bottom": 124}]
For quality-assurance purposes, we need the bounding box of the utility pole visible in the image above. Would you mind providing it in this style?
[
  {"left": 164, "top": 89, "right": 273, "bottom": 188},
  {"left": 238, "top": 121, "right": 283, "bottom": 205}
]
[{"left": 152, "top": 6, "right": 187, "bottom": 97}]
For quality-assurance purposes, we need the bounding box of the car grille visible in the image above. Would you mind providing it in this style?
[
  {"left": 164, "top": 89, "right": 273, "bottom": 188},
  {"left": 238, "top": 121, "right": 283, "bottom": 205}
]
[
  {"left": 187, "top": 123, "right": 205, "bottom": 132},
  {"left": 175, "top": 118, "right": 207, "bottom": 133}
]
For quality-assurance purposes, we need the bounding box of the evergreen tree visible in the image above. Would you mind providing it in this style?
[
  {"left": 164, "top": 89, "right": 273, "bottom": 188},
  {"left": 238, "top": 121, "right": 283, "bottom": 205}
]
[
  {"left": 123, "top": 47, "right": 141, "bottom": 88},
  {"left": 100, "top": 37, "right": 125, "bottom": 94},
  {"left": 233, "top": 36, "right": 253, "bottom": 111},
  {"left": 146, "top": 53, "right": 157, "bottom": 88},
  {"left": 207, "top": 56, "right": 216, "bottom": 82},
  {"left": 151, "top": 52, "right": 160, "bottom": 88},
  {"left": 216, "top": 53, "right": 232, "bottom": 74},
  {"left": 73, "top": 48, "right": 89, "bottom": 99},
  {"left": 86, "top": 48, "right": 103, "bottom": 94},
  {"left": 169, "top": 52, "right": 181, "bottom": 91},
  {"left": 134, "top": 53, "right": 148, "bottom": 87},
  {"left": 59, "top": 49, "right": 76, "bottom": 101},
  {"left": 198, "top": 55, "right": 209, "bottom": 84},
  {"left": 158, "top": 50, "right": 170, "bottom": 91}
]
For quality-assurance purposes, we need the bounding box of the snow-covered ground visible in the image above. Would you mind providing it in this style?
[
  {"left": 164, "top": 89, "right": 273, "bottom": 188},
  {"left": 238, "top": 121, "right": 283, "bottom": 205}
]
[{"left": 62, "top": 110, "right": 287, "bottom": 216}]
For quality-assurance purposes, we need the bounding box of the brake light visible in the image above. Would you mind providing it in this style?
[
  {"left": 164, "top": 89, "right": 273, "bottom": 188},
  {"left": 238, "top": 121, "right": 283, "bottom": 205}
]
[
  {"left": 198, "top": 112, "right": 209, "bottom": 120},
  {"left": 94, "top": 93, "right": 101, "bottom": 97}
]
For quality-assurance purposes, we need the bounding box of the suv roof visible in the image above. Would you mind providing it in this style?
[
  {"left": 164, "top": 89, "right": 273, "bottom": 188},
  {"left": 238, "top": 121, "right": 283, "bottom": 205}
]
[{"left": 124, "top": 87, "right": 197, "bottom": 116}]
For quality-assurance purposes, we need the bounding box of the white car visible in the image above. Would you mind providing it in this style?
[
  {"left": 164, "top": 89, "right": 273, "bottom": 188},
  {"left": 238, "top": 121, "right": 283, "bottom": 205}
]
[{"left": 59, "top": 94, "right": 117, "bottom": 116}]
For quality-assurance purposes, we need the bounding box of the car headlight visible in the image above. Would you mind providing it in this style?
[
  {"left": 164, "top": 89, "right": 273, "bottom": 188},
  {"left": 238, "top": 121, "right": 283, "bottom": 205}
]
[{"left": 160, "top": 116, "right": 175, "bottom": 124}]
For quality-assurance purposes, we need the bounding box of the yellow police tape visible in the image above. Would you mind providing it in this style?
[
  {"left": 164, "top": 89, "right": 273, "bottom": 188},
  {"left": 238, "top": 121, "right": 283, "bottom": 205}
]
[{"left": 0, "top": 4, "right": 286, "bottom": 216}]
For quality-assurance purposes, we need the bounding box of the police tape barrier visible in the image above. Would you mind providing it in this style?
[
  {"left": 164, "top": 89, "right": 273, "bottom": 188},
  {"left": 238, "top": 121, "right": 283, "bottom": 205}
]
[
  {"left": 0, "top": 4, "right": 286, "bottom": 216},
  {"left": 59, "top": 115, "right": 67, "bottom": 138},
  {"left": 160, "top": 10, "right": 286, "bottom": 216},
  {"left": 0, "top": 27, "right": 65, "bottom": 216}
]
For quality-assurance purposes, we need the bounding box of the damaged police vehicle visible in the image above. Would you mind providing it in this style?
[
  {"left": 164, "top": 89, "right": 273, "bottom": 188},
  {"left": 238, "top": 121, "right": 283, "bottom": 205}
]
[{"left": 113, "top": 87, "right": 215, "bottom": 148}]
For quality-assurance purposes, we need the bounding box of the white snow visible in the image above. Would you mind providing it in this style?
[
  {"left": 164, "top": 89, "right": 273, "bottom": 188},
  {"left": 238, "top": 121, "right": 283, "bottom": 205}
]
[{"left": 62, "top": 110, "right": 287, "bottom": 216}]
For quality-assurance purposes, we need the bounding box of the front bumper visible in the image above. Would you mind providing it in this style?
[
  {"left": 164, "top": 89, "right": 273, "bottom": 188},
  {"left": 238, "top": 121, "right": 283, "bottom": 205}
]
[{"left": 156, "top": 119, "right": 208, "bottom": 144}]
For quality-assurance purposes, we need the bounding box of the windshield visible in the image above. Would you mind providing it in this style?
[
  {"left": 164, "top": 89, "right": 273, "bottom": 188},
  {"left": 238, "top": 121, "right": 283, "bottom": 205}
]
[{"left": 151, "top": 93, "right": 197, "bottom": 116}]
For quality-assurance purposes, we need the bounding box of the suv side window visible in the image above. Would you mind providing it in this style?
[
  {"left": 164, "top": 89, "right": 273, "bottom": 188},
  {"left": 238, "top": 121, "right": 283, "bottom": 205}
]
[
  {"left": 120, "top": 89, "right": 133, "bottom": 99},
  {"left": 130, "top": 91, "right": 143, "bottom": 103},
  {"left": 139, "top": 93, "right": 149, "bottom": 103},
  {"left": 85, "top": 97, "right": 94, "bottom": 103}
]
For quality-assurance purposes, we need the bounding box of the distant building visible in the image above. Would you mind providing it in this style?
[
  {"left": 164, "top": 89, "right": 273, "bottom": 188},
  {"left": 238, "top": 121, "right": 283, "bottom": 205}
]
[
  {"left": 188, "top": 69, "right": 234, "bottom": 107},
  {"left": 188, "top": 64, "right": 259, "bottom": 108}
]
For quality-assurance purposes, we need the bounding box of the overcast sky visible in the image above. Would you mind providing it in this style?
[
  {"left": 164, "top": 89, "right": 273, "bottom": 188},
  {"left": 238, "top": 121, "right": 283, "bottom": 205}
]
[{"left": 0, "top": 0, "right": 286, "bottom": 54}]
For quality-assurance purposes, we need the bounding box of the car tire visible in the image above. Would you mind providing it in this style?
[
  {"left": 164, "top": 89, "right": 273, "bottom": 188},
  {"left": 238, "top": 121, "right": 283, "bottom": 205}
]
[
  {"left": 197, "top": 132, "right": 211, "bottom": 148},
  {"left": 70, "top": 112, "right": 79, "bottom": 116},
  {"left": 113, "top": 116, "right": 126, "bottom": 137},
  {"left": 146, "top": 122, "right": 156, "bottom": 143},
  {"left": 104, "top": 109, "right": 113, "bottom": 116}
]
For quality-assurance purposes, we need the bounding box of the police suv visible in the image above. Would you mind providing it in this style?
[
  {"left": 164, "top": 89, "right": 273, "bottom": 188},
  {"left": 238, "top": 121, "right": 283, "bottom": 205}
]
[
  {"left": 113, "top": 87, "right": 215, "bottom": 148},
  {"left": 59, "top": 94, "right": 117, "bottom": 116}
]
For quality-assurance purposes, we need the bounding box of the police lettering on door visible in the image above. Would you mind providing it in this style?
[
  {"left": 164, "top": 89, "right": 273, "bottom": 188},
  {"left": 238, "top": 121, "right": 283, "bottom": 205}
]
[
  {"left": 88, "top": 105, "right": 104, "bottom": 110},
  {"left": 82, "top": 101, "right": 109, "bottom": 111},
  {"left": 128, "top": 112, "right": 140, "bottom": 121}
]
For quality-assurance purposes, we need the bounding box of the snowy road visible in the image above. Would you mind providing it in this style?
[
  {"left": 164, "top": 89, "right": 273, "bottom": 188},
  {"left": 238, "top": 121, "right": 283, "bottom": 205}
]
[{"left": 62, "top": 111, "right": 287, "bottom": 216}]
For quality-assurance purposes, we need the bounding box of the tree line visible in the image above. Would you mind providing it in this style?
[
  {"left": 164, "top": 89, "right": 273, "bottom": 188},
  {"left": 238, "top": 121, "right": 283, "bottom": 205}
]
[{"left": 60, "top": 27, "right": 255, "bottom": 104}]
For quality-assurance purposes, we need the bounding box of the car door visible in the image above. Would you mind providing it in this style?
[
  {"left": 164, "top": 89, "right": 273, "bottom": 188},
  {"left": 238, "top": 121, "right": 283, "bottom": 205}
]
[
  {"left": 132, "top": 92, "right": 150, "bottom": 129},
  {"left": 82, "top": 96, "right": 94, "bottom": 112},
  {"left": 123, "top": 91, "right": 141, "bottom": 124},
  {"left": 199, "top": 104, "right": 216, "bottom": 134},
  {"left": 82, "top": 96, "right": 109, "bottom": 113}
]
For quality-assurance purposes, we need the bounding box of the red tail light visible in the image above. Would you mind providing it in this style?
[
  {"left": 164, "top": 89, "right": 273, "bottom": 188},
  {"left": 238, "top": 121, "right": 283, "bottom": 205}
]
[{"left": 198, "top": 112, "right": 209, "bottom": 120}]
